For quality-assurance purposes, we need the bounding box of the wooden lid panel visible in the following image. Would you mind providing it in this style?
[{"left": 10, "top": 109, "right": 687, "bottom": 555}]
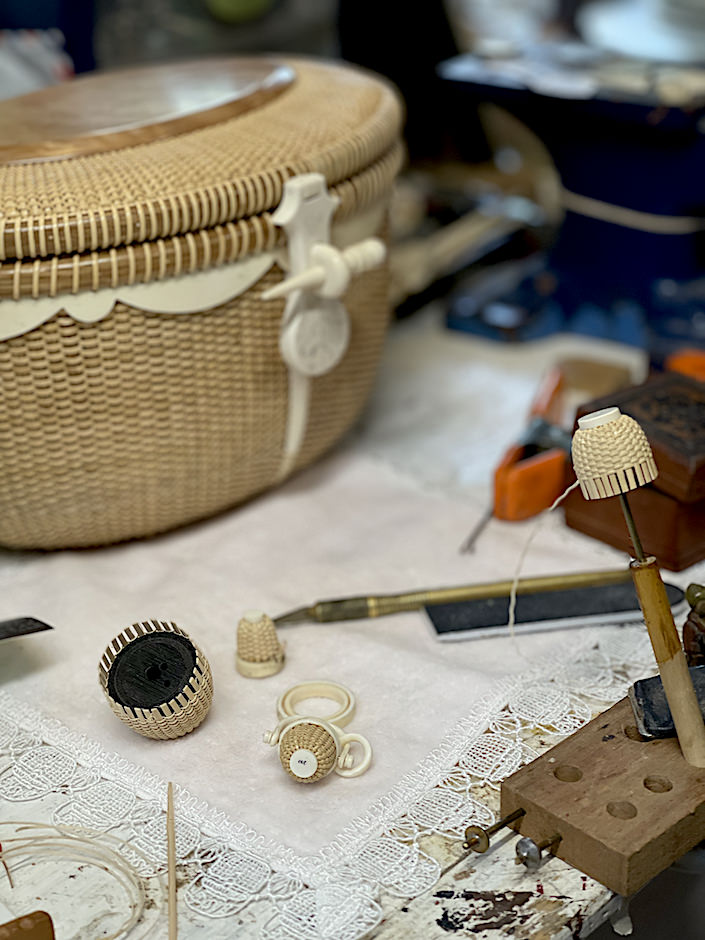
[
  {"left": 0, "top": 57, "right": 403, "bottom": 264},
  {"left": 0, "top": 59, "right": 295, "bottom": 164}
]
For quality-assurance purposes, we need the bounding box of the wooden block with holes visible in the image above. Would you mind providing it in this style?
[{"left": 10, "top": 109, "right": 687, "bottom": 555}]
[{"left": 500, "top": 696, "right": 705, "bottom": 896}]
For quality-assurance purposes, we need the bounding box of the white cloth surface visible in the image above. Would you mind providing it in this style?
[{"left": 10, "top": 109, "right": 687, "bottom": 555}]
[
  {"left": 0, "top": 450, "right": 627, "bottom": 858},
  {"left": 0, "top": 309, "right": 654, "bottom": 861}
]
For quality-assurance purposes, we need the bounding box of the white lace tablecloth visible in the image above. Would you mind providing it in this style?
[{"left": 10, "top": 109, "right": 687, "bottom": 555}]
[{"left": 0, "top": 311, "right": 680, "bottom": 938}]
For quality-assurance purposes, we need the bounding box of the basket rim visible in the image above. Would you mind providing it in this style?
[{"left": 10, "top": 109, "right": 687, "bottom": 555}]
[
  {"left": 0, "top": 56, "right": 404, "bottom": 266},
  {"left": 0, "top": 142, "right": 402, "bottom": 300}
]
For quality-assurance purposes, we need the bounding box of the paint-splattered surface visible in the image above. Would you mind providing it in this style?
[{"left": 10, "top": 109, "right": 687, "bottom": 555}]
[{"left": 369, "top": 830, "right": 623, "bottom": 939}]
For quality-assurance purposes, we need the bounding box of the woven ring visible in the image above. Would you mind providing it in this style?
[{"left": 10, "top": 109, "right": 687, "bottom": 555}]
[{"left": 276, "top": 680, "right": 355, "bottom": 728}]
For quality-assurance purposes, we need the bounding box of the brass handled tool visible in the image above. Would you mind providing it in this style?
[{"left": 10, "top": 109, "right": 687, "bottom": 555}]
[{"left": 274, "top": 569, "right": 632, "bottom": 626}]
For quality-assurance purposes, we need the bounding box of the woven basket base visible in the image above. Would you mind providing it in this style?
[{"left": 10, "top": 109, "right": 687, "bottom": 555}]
[
  {"left": 0, "top": 256, "right": 389, "bottom": 549},
  {"left": 236, "top": 654, "right": 284, "bottom": 678}
]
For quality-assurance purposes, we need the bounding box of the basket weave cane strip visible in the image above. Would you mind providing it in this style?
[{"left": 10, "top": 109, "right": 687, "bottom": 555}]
[
  {"left": 279, "top": 723, "right": 337, "bottom": 782},
  {"left": 572, "top": 413, "right": 658, "bottom": 500},
  {"left": 0, "top": 143, "right": 402, "bottom": 299},
  {"left": 98, "top": 619, "right": 213, "bottom": 740},
  {"left": 0, "top": 59, "right": 402, "bottom": 262}
]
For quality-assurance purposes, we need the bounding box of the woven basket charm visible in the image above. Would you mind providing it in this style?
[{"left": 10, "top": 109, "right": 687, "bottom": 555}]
[
  {"left": 572, "top": 407, "right": 658, "bottom": 500},
  {"left": 98, "top": 619, "right": 213, "bottom": 740},
  {"left": 278, "top": 721, "right": 338, "bottom": 782},
  {"left": 263, "top": 680, "right": 372, "bottom": 783},
  {"left": 236, "top": 610, "right": 285, "bottom": 678}
]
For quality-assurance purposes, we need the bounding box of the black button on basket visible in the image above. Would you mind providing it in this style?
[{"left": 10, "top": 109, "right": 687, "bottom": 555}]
[
  {"left": 107, "top": 631, "right": 198, "bottom": 709},
  {"left": 99, "top": 620, "right": 213, "bottom": 739}
]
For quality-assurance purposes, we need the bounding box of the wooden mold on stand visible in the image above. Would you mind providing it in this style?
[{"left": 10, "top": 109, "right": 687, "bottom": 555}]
[
  {"left": 497, "top": 403, "right": 705, "bottom": 897},
  {"left": 564, "top": 372, "right": 705, "bottom": 570}
]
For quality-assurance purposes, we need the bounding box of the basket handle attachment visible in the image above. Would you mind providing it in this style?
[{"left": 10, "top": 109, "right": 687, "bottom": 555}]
[{"left": 262, "top": 173, "right": 385, "bottom": 378}]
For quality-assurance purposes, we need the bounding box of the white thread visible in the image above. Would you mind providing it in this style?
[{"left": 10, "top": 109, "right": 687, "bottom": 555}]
[
  {"left": 0, "top": 820, "right": 162, "bottom": 939},
  {"left": 506, "top": 479, "right": 582, "bottom": 643}
]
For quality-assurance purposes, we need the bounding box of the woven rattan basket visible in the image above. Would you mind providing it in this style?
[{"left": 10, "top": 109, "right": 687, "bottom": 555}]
[{"left": 0, "top": 56, "right": 403, "bottom": 549}]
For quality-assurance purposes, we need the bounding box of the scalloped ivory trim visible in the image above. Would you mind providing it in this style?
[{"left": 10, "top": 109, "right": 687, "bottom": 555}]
[
  {"left": 0, "top": 253, "right": 276, "bottom": 342},
  {"left": 0, "top": 203, "right": 387, "bottom": 344}
]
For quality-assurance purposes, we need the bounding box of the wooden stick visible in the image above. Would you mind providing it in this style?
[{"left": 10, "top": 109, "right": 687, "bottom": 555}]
[
  {"left": 631, "top": 558, "right": 705, "bottom": 767},
  {"left": 0, "top": 840, "right": 14, "bottom": 888},
  {"left": 167, "top": 782, "right": 177, "bottom": 940}
]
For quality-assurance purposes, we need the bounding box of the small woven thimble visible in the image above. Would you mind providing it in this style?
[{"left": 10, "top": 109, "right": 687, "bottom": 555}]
[{"left": 236, "top": 609, "right": 285, "bottom": 678}]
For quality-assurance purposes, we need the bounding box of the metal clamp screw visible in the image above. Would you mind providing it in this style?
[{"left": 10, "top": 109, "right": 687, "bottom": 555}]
[
  {"left": 515, "top": 833, "right": 562, "bottom": 871},
  {"left": 463, "top": 808, "right": 526, "bottom": 854}
]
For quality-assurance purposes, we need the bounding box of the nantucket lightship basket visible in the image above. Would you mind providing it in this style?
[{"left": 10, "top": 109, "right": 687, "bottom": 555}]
[{"left": 0, "top": 56, "right": 404, "bottom": 548}]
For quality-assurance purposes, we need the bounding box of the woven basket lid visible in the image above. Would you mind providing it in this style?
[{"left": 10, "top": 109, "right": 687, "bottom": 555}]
[{"left": 0, "top": 56, "right": 403, "bottom": 265}]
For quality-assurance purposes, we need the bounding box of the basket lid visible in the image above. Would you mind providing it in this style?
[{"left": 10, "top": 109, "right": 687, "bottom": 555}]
[{"left": 0, "top": 56, "right": 402, "bottom": 263}]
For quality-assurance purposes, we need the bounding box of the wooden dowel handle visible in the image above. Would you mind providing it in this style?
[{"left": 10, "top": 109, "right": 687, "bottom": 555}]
[{"left": 631, "top": 558, "right": 705, "bottom": 767}]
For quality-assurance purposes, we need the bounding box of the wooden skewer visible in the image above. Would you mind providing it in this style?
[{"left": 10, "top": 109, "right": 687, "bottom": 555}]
[
  {"left": 167, "top": 781, "right": 177, "bottom": 940},
  {"left": 0, "top": 841, "right": 13, "bottom": 888}
]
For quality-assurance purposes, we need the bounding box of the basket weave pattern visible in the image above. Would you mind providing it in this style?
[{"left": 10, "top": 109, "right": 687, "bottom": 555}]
[
  {"left": 0, "top": 60, "right": 401, "bottom": 263},
  {"left": 0, "top": 142, "right": 402, "bottom": 299},
  {"left": 98, "top": 619, "right": 213, "bottom": 740},
  {"left": 0, "top": 262, "right": 389, "bottom": 548},
  {"left": 279, "top": 722, "right": 337, "bottom": 782},
  {"left": 236, "top": 612, "right": 285, "bottom": 677},
  {"left": 0, "top": 57, "right": 401, "bottom": 549},
  {"left": 572, "top": 414, "right": 658, "bottom": 500}
]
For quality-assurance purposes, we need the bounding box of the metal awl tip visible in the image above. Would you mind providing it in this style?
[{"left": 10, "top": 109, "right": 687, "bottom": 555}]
[{"left": 272, "top": 606, "right": 315, "bottom": 626}]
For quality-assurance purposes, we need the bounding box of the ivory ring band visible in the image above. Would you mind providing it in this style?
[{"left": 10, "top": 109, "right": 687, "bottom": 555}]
[{"left": 276, "top": 680, "right": 356, "bottom": 727}]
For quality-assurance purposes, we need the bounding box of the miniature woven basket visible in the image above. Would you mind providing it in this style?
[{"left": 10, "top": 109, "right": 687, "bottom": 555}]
[
  {"left": 98, "top": 619, "right": 213, "bottom": 740},
  {"left": 279, "top": 721, "right": 338, "bottom": 783},
  {"left": 0, "top": 56, "right": 404, "bottom": 548}
]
